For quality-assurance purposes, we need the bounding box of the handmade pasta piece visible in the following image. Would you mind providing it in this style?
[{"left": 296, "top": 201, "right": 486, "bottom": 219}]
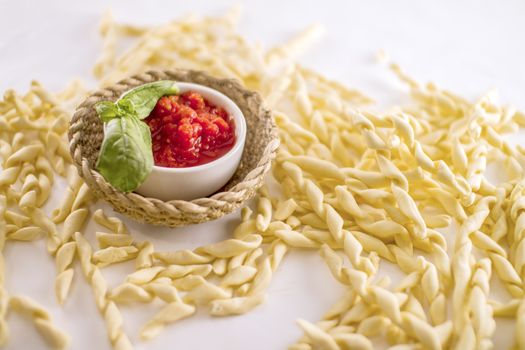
[
  {"left": 143, "top": 283, "right": 180, "bottom": 303},
  {"left": 73, "top": 232, "right": 133, "bottom": 349},
  {"left": 7, "top": 226, "right": 43, "bottom": 241},
  {"left": 140, "top": 301, "right": 196, "bottom": 340},
  {"left": 126, "top": 266, "right": 165, "bottom": 285},
  {"left": 9, "top": 295, "right": 70, "bottom": 349},
  {"left": 221, "top": 266, "right": 258, "bottom": 287},
  {"left": 209, "top": 293, "right": 267, "bottom": 316},
  {"left": 195, "top": 235, "right": 262, "bottom": 260},
  {"left": 93, "top": 246, "right": 138, "bottom": 266},
  {"left": 93, "top": 209, "right": 128, "bottom": 234},
  {"left": 59, "top": 208, "right": 89, "bottom": 243},
  {"left": 159, "top": 264, "right": 212, "bottom": 280},
  {"left": 212, "top": 258, "right": 228, "bottom": 276},
  {"left": 51, "top": 165, "right": 83, "bottom": 223},
  {"left": 109, "top": 283, "right": 153, "bottom": 303},
  {"left": 183, "top": 278, "right": 231, "bottom": 305},
  {"left": 71, "top": 183, "right": 94, "bottom": 210},
  {"left": 255, "top": 197, "right": 273, "bottom": 232},
  {"left": 135, "top": 241, "right": 154, "bottom": 269},
  {"left": 153, "top": 249, "right": 214, "bottom": 265},
  {"left": 296, "top": 319, "right": 340, "bottom": 350},
  {"left": 55, "top": 268, "right": 75, "bottom": 305},
  {"left": 96, "top": 232, "right": 134, "bottom": 249}
]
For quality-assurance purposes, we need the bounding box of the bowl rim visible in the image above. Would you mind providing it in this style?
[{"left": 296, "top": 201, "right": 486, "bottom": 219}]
[{"left": 148, "top": 82, "right": 247, "bottom": 174}]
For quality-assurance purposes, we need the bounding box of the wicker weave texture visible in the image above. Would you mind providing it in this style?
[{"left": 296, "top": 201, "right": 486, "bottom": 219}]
[{"left": 68, "top": 70, "right": 278, "bottom": 227}]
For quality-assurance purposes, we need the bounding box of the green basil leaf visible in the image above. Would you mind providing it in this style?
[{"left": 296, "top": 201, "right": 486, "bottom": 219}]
[
  {"left": 95, "top": 115, "right": 153, "bottom": 192},
  {"left": 95, "top": 101, "right": 119, "bottom": 122},
  {"left": 119, "top": 80, "right": 179, "bottom": 119},
  {"left": 116, "top": 98, "right": 138, "bottom": 118}
]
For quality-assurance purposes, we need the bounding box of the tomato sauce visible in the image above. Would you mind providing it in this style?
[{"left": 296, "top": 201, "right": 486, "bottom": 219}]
[{"left": 145, "top": 91, "right": 236, "bottom": 168}]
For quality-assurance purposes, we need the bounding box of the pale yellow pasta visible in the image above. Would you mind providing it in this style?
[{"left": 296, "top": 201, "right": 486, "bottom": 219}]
[
  {"left": 70, "top": 183, "right": 94, "bottom": 211},
  {"left": 221, "top": 266, "right": 258, "bottom": 287},
  {"left": 357, "top": 315, "right": 391, "bottom": 336},
  {"left": 139, "top": 301, "right": 196, "bottom": 340},
  {"left": 20, "top": 173, "right": 38, "bottom": 193},
  {"left": 59, "top": 208, "right": 89, "bottom": 243},
  {"left": 0, "top": 196, "right": 8, "bottom": 347},
  {"left": 5, "top": 144, "right": 43, "bottom": 167},
  {"left": 212, "top": 258, "right": 228, "bottom": 276},
  {"left": 195, "top": 234, "right": 262, "bottom": 259},
  {"left": 339, "top": 301, "right": 374, "bottom": 326},
  {"left": 228, "top": 251, "right": 249, "bottom": 270},
  {"left": 92, "top": 246, "right": 138, "bottom": 266},
  {"left": 7, "top": 226, "right": 43, "bottom": 241},
  {"left": 286, "top": 215, "right": 302, "bottom": 228},
  {"left": 74, "top": 232, "right": 94, "bottom": 277},
  {"left": 54, "top": 241, "right": 76, "bottom": 273},
  {"left": 400, "top": 313, "right": 441, "bottom": 350},
  {"left": 0, "top": 166, "right": 21, "bottom": 187},
  {"left": 93, "top": 11, "right": 118, "bottom": 79},
  {"left": 36, "top": 173, "right": 52, "bottom": 207},
  {"left": 93, "top": 209, "right": 128, "bottom": 234},
  {"left": 240, "top": 206, "right": 253, "bottom": 221},
  {"left": 232, "top": 219, "right": 257, "bottom": 239},
  {"left": 109, "top": 283, "right": 154, "bottom": 303},
  {"left": 5, "top": 210, "right": 29, "bottom": 227},
  {"left": 9, "top": 295, "right": 69, "bottom": 349},
  {"left": 274, "top": 229, "right": 318, "bottom": 248},
  {"left": 143, "top": 283, "right": 179, "bottom": 303},
  {"left": 158, "top": 264, "right": 212, "bottom": 280},
  {"left": 51, "top": 190, "right": 75, "bottom": 223},
  {"left": 172, "top": 275, "right": 208, "bottom": 291},
  {"left": 1, "top": 8, "right": 525, "bottom": 350},
  {"left": 296, "top": 319, "right": 339, "bottom": 350},
  {"left": 332, "top": 333, "right": 373, "bottom": 350},
  {"left": 243, "top": 242, "right": 287, "bottom": 297},
  {"left": 255, "top": 197, "right": 273, "bottom": 231},
  {"left": 73, "top": 233, "right": 132, "bottom": 349},
  {"left": 96, "top": 232, "right": 134, "bottom": 249},
  {"left": 28, "top": 208, "right": 60, "bottom": 254},
  {"left": 51, "top": 165, "right": 83, "bottom": 223},
  {"left": 18, "top": 190, "right": 37, "bottom": 208},
  {"left": 126, "top": 266, "right": 164, "bottom": 285},
  {"left": 153, "top": 249, "right": 214, "bottom": 265},
  {"left": 104, "top": 301, "right": 123, "bottom": 343},
  {"left": 91, "top": 268, "right": 109, "bottom": 311},
  {"left": 517, "top": 299, "right": 525, "bottom": 349},
  {"left": 209, "top": 293, "right": 267, "bottom": 316},
  {"left": 135, "top": 241, "right": 154, "bottom": 269},
  {"left": 55, "top": 268, "right": 74, "bottom": 305},
  {"left": 183, "top": 279, "right": 231, "bottom": 305},
  {"left": 33, "top": 318, "right": 70, "bottom": 350}
]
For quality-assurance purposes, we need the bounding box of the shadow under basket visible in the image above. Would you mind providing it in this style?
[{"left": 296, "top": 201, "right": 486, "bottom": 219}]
[{"left": 68, "top": 69, "right": 279, "bottom": 227}]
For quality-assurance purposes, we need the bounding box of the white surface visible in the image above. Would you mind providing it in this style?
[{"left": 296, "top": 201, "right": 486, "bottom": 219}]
[
  {"left": 136, "top": 82, "right": 247, "bottom": 201},
  {"left": 1, "top": 0, "right": 524, "bottom": 349}
]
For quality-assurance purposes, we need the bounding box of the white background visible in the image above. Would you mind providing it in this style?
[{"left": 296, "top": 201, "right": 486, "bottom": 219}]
[{"left": 0, "top": 0, "right": 524, "bottom": 349}]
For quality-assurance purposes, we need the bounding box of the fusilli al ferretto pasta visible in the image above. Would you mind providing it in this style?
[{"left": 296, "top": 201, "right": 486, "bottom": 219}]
[
  {"left": 1, "top": 7, "right": 525, "bottom": 350},
  {"left": 9, "top": 295, "right": 69, "bottom": 349}
]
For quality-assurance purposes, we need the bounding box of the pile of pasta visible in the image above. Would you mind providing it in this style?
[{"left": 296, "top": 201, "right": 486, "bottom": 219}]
[{"left": 1, "top": 7, "right": 525, "bottom": 350}]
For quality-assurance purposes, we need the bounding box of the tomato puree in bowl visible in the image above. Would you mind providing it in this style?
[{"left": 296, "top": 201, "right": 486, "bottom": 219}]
[{"left": 145, "top": 91, "right": 236, "bottom": 168}]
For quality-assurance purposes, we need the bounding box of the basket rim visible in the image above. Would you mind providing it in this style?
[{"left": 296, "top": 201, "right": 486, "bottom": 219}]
[{"left": 68, "top": 69, "right": 279, "bottom": 210}]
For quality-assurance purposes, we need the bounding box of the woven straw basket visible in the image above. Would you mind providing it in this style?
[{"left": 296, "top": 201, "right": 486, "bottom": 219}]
[{"left": 68, "top": 69, "right": 279, "bottom": 227}]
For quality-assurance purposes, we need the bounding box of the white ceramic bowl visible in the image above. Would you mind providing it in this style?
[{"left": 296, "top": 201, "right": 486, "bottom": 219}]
[{"left": 135, "top": 82, "right": 247, "bottom": 201}]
